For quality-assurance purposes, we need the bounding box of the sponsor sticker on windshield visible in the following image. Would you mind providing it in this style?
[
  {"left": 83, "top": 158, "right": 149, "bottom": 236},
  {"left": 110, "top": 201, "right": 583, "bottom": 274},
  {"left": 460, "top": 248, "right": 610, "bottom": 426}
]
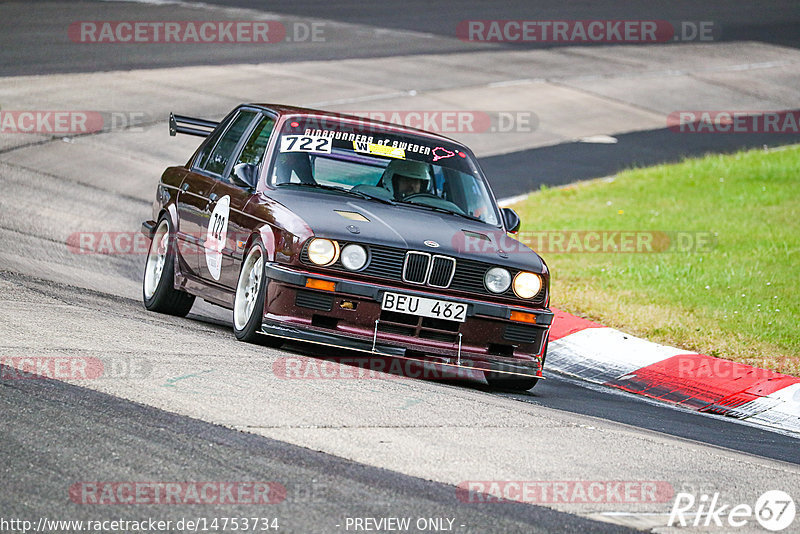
[
  {"left": 352, "top": 140, "right": 406, "bottom": 160},
  {"left": 280, "top": 134, "right": 332, "bottom": 154},
  {"left": 432, "top": 146, "right": 456, "bottom": 161}
]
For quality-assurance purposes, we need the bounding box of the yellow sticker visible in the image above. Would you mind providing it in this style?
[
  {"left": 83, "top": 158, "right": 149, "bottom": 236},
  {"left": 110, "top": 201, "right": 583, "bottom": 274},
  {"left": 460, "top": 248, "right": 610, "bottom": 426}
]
[
  {"left": 353, "top": 141, "right": 405, "bottom": 159},
  {"left": 334, "top": 210, "right": 370, "bottom": 222}
]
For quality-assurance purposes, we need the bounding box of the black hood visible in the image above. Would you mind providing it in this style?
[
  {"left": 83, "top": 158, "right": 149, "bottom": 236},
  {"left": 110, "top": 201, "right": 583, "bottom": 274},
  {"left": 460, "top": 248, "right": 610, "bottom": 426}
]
[{"left": 266, "top": 188, "right": 545, "bottom": 273}]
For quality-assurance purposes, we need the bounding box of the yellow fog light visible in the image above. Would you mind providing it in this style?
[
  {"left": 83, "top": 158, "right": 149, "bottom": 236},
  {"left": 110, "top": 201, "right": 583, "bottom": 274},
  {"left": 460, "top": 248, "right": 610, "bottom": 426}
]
[{"left": 513, "top": 272, "right": 542, "bottom": 299}]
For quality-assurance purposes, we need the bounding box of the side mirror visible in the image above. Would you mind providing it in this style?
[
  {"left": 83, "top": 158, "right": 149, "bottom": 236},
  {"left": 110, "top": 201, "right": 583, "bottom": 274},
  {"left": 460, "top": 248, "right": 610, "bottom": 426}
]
[
  {"left": 501, "top": 207, "right": 521, "bottom": 234},
  {"left": 232, "top": 163, "right": 258, "bottom": 189}
]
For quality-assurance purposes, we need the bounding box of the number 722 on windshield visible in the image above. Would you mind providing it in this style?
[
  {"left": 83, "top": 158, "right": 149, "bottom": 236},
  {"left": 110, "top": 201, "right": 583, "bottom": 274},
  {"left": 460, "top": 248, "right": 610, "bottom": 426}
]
[{"left": 280, "top": 135, "right": 332, "bottom": 154}]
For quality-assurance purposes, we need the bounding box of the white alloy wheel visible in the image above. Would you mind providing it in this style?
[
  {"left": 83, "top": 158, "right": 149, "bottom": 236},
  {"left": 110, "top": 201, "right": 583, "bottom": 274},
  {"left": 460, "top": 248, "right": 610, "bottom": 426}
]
[
  {"left": 234, "top": 245, "right": 264, "bottom": 330},
  {"left": 144, "top": 220, "right": 170, "bottom": 299}
]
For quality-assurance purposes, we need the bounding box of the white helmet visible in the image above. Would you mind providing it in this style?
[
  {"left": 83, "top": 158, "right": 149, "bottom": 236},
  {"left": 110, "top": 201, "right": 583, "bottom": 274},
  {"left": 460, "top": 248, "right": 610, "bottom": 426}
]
[{"left": 381, "top": 160, "right": 432, "bottom": 199}]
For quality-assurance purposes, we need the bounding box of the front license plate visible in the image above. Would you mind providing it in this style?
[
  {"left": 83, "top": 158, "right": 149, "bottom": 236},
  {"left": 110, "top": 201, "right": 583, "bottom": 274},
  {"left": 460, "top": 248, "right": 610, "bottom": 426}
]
[{"left": 381, "top": 292, "right": 467, "bottom": 322}]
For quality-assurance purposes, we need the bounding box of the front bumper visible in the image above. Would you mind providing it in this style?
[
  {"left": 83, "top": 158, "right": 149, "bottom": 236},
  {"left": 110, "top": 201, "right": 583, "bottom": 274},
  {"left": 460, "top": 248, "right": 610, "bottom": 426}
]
[{"left": 261, "top": 264, "right": 552, "bottom": 378}]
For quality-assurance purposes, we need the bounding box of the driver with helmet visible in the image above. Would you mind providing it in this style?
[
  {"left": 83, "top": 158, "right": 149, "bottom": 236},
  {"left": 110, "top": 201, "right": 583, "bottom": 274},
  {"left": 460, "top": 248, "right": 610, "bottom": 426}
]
[{"left": 381, "top": 160, "right": 432, "bottom": 201}]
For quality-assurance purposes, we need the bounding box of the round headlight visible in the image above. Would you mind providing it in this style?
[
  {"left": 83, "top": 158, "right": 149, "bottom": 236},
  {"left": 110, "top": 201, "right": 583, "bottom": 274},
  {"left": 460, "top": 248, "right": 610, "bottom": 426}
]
[
  {"left": 307, "top": 238, "right": 339, "bottom": 266},
  {"left": 341, "top": 244, "right": 368, "bottom": 271},
  {"left": 513, "top": 272, "right": 542, "bottom": 299},
  {"left": 484, "top": 267, "right": 512, "bottom": 294}
]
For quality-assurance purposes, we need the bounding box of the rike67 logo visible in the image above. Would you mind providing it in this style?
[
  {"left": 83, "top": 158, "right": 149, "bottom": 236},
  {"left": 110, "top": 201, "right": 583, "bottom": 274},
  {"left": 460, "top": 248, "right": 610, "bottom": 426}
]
[{"left": 669, "top": 490, "right": 795, "bottom": 531}]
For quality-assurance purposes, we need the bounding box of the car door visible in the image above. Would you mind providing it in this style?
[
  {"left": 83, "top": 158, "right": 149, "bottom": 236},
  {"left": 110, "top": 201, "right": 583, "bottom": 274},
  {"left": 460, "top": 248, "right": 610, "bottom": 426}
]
[
  {"left": 181, "top": 109, "right": 259, "bottom": 282},
  {"left": 174, "top": 129, "right": 224, "bottom": 278},
  {"left": 206, "top": 113, "right": 277, "bottom": 291}
]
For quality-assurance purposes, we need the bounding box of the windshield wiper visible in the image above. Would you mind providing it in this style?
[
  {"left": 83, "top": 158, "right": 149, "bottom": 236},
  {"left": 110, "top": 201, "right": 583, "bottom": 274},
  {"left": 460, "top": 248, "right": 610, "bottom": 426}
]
[
  {"left": 344, "top": 189, "right": 395, "bottom": 205},
  {"left": 277, "top": 182, "right": 395, "bottom": 205},
  {"left": 277, "top": 182, "right": 344, "bottom": 193},
  {"left": 399, "top": 200, "right": 485, "bottom": 223}
]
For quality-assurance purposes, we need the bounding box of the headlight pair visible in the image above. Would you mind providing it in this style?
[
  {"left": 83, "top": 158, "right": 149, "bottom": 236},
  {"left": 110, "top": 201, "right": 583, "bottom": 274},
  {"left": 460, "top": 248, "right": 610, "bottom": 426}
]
[
  {"left": 307, "top": 238, "right": 368, "bottom": 271},
  {"left": 484, "top": 267, "right": 542, "bottom": 299}
]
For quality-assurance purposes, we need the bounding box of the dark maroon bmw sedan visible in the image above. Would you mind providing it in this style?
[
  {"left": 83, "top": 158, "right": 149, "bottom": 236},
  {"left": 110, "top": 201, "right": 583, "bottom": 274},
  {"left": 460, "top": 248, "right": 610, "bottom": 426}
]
[{"left": 142, "top": 104, "right": 552, "bottom": 390}]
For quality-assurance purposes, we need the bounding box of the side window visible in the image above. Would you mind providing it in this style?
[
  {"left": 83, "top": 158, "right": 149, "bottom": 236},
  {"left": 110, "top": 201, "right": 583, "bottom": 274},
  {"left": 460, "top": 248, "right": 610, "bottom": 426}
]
[
  {"left": 195, "top": 126, "right": 225, "bottom": 170},
  {"left": 200, "top": 111, "right": 257, "bottom": 176},
  {"left": 233, "top": 115, "right": 275, "bottom": 169}
]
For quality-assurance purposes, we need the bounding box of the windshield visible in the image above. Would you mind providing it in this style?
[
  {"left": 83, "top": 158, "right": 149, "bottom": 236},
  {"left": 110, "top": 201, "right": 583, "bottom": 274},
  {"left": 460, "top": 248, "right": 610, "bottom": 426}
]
[{"left": 269, "top": 116, "right": 500, "bottom": 226}]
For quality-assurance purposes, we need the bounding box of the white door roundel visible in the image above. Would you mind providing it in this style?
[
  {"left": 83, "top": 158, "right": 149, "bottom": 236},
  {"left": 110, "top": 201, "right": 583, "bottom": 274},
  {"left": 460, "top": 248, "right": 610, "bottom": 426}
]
[{"left": 204, "top": 195, "right": 230, "bottom": 280}]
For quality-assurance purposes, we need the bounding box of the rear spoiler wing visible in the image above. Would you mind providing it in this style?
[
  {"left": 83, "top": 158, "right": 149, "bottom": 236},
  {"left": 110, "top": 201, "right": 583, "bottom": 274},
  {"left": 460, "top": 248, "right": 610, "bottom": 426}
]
[{"left": 169, "top": 113, "right": 219, "bottom": 138}]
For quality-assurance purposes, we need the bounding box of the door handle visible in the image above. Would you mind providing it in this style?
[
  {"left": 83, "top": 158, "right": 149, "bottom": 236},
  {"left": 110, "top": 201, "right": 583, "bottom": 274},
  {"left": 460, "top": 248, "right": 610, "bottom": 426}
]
[{"left": 204, "top": 192, "right": 219, "bottom": 212}]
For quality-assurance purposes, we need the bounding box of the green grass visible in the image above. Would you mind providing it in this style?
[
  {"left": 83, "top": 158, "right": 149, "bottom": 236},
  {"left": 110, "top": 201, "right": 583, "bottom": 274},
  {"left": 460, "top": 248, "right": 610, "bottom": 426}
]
[{"left": 510, "top": 145, "right": 800, "bottom": 375}]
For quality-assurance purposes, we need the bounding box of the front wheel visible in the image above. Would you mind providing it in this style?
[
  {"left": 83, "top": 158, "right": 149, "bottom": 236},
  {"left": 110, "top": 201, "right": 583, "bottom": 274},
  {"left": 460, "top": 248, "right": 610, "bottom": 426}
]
[
  {"left": 142, "top": 217, "right": 195, "bottom": 316},
  {"left": 484, "top": 373, "right": 539, "bottom": 391},
  {"left": 233, "top": 240, "right": 282, "bottom": 347},
  {"left": 485, "top": 336, "right": 548, "bottom": 391}
]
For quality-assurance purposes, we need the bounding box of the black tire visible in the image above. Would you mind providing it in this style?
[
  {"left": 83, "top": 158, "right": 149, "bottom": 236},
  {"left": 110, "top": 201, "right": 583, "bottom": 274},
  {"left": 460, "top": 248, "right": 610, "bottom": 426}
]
[
  {"left": 485, "top": 335, "right": 548, "bottom": 391},
  {"left": 233, "top": 239, "right": 282, "bottom": 347},
  {"left": 142, "top": 217, "right": 195, "bottom": 317},
  {"left": 484, "top": 373, "right": 539, "bottom": 391}
]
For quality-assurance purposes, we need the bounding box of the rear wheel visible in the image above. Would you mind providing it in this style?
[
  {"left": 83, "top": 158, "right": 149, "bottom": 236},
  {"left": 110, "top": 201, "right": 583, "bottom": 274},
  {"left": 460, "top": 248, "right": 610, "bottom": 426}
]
[
  {"left": 142, "top": 217, "right": 195, "bottom": 316},
  {"left": 233, "top": 240, "right": 282, "bottom": 347}
]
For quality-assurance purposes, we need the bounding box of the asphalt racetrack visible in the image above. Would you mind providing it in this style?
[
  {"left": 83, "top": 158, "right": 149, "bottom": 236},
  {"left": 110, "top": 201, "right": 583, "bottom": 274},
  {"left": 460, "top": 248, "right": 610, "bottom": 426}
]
[{"left": 1, "top": 1, "right": 799, "bottom": 533}]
